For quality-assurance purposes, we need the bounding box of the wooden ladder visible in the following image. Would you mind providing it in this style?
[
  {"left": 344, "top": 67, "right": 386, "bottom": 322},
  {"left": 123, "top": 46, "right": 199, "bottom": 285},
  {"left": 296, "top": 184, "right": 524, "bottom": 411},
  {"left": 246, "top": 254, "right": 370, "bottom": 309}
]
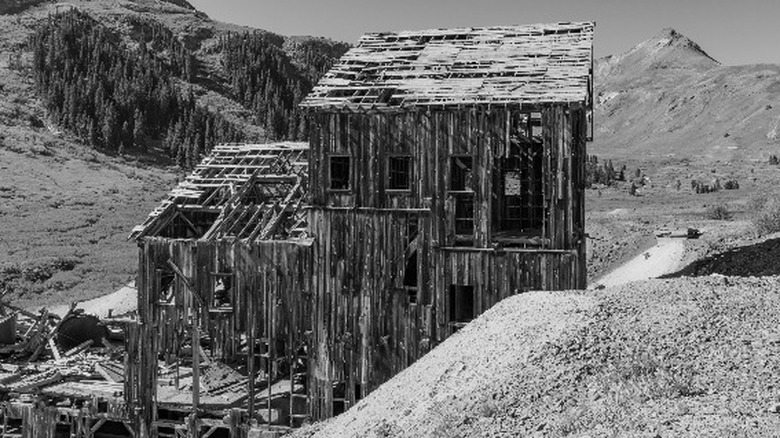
[{"left": 288, "top": 342, "right": 309, "bottom": 427}]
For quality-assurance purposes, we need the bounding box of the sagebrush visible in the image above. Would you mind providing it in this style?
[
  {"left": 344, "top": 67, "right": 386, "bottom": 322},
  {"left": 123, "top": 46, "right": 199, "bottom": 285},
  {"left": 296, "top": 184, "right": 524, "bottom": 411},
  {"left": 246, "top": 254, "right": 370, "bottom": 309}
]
[
  {"left": 705, "top": 203, "right": 732, "bottom": 220},
  {"left": 748, "top": 196, "right": 780, "bottom": 234}
]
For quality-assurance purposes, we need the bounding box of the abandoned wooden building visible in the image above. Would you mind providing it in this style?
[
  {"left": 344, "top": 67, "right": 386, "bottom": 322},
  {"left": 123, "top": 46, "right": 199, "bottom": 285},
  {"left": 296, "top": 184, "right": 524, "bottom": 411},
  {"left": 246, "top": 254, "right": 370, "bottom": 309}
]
[
  {"left": 111, "top": 21, "right": 592, "bottom": 437},
  {"left": 300, "top": 22, "right": 594, "bottom": 418},
  {"left": 129, "top": 142, "right": 313, "bottom": 437}
]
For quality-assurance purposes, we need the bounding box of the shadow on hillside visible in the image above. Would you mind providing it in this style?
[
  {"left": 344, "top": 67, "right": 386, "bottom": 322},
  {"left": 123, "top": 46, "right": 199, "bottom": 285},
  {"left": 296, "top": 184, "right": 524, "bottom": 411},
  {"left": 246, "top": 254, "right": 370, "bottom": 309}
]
[{"left": 662, "top": 238, "right": 780, "bottom": 278}]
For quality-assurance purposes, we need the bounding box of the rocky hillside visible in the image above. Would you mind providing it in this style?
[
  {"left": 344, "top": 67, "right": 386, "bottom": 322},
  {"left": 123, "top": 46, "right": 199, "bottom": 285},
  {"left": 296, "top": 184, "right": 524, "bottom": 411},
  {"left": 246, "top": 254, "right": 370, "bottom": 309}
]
[
  {"left": 592, "top": 28, "right": 780, "bottom": 164},
  {"left": 296, "top": 274, "right": 780, "bottom": 437}
]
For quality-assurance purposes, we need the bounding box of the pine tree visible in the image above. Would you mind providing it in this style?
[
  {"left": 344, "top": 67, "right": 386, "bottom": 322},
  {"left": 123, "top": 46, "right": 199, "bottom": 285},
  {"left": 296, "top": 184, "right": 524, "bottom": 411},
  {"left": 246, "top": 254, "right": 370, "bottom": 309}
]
[
  {"left": 102, "top": 104, "right": 117, "bottom": 150},
  {"left": 133, "top": 109, "right": 147, "bottom": 152},
  {"left": 88, "top": 120, "right": 99, "bottom": 147},
  {"left": 121, "top": 120, "right": 132, "bottom": 152}
]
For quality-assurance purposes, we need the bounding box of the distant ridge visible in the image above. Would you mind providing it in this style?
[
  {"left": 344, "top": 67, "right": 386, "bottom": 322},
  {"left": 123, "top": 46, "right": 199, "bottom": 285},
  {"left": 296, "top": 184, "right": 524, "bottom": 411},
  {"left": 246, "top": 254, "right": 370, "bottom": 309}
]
[{"left": 160, "top": 0, "right": 196, "bottom": 10}]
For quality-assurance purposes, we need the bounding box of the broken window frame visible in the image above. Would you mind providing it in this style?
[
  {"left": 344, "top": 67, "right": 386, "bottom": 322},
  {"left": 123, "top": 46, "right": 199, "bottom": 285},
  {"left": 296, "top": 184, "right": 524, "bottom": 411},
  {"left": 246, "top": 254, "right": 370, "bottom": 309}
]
[
  {"left": 449, "top": 155, "right": 474, "bottom": 192},
  {"left": 453, "top": 194, "right": 475, "bottom": 238},
  {"left": 402, "top": 251, "right": 418, "bottom": 304},
  {"left": 387, "top": 155, "right": 413, "bottom": 191},
  {"left": 210, "top": 271, "right": 234, "bottom": 311},
  {"left": 449, "top": 155, "right": 475, "bottom": 241},
  {"left": 155, "top": 269, "right": 176, "bottom": 305},
  {"left": 328, "top": 155, "right": 351, "bottom": 191},
  {"left": 492, "top": 112, "right": 545, "bottom": 241}
]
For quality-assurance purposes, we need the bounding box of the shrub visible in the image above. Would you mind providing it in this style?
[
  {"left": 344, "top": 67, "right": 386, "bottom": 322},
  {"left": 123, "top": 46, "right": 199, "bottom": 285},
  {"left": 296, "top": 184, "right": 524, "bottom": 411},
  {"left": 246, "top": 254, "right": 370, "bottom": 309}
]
[
  {"left": 751, "top": 196, "right": 780, "bottom": 234},
  {"left": 705, "top": 203, "right": 732, "bottom": 220}
]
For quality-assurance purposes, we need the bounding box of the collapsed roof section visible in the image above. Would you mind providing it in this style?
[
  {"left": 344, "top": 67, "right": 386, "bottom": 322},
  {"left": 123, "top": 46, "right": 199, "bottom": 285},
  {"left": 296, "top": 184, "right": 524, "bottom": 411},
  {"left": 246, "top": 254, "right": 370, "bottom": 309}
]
[
  {"left": 299, "top": 22, "right": 594, "bottom": 110},
  {"left": 130, "top": 142, "right": 309, "bottom": 242}
]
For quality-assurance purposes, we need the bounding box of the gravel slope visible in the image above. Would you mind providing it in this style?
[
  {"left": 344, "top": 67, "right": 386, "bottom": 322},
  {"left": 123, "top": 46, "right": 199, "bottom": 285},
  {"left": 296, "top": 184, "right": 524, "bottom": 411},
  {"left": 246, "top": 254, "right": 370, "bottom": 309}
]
[{"left": 295, "top": 276, "right": 780, "bottom": 437}]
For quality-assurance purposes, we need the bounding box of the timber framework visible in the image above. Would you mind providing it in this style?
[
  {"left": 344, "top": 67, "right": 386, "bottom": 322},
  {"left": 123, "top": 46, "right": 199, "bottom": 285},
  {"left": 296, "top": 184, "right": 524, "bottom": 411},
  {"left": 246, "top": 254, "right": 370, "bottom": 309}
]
[{"left": 0, "top": 22, "right": 594, "bottom": 437}]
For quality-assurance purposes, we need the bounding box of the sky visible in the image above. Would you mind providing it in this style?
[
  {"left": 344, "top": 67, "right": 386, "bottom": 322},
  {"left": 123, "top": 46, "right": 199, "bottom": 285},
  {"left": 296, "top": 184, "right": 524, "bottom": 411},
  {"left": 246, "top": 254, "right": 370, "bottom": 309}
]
[{"left": 187, "top": 0, "right": 780, "bottom": 66}]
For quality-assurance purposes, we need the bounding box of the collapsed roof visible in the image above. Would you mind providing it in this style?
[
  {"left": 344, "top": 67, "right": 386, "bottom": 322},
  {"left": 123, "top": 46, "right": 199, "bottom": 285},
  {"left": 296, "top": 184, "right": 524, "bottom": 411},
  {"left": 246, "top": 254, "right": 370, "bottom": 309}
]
[
  {"left": 300, "top": 22, "right": 594, "bottom": 110},
  {"left": 130, "top": 142, "right": 308, "bottom": 242}
]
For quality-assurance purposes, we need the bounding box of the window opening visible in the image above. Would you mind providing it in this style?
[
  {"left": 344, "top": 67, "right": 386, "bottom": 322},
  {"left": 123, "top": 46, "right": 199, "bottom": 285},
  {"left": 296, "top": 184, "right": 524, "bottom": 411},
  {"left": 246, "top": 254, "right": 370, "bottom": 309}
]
[
  {"left": 403, "top": 252, "right": 418, "bottom": 304},
  {"left": 530, "top": 112, "right": 542, "bottom": 138},
  {"left": 493, "top": 112, "right": 544, "bottom": 241},
  {"left": 449, "top": 285, "right": 474, "bottom": 323},
  {"left": 454, "top": 194, "right": 475, "bottom": 236},
  {"left": 450, "top": 156, "right": 473, "bottom": 191},
  {"left": 449, "top": 156, "right": 475, "bottom": 242},
  {"left": 157, "top": 269, "right": 175, "bottom": 304},
  {"left": 329, "top": 156, "right": 350, "bottom": 190},
  {"left": 407, "top": 217, "right": 419, "bottom": 244},
  {"left": 388, "top": 156, "right": 412, "bottom": 190},
  {"left": 332, "top": 381, "right": 346, "bottom": 416},
  {"left": 211, "top": 271, "right": 233, "bottom": 308}
]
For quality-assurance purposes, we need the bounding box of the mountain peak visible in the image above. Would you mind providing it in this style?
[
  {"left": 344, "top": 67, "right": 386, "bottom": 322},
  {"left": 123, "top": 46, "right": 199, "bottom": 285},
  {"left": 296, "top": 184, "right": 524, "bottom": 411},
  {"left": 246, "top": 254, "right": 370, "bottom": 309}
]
[
  {"left": 658, "top": 27, "right": 682, "bottom": 39},
  {"left": 642, "top": 27, "right": 717, "bottom": 63},
  {"left": 596, "top": 27, "right": 719, "bottom": 79}
]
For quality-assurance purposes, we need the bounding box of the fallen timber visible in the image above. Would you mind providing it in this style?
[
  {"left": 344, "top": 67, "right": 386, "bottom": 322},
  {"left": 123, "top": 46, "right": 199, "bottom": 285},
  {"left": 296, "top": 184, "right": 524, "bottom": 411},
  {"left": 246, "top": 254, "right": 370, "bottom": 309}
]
[{"left": 0, "top": 298, "right": 295, "bottom": 438}]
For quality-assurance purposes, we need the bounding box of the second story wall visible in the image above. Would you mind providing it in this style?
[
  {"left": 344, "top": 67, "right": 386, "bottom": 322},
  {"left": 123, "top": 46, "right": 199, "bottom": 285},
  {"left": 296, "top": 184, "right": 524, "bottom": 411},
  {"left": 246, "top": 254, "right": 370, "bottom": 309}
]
[{"left": 307, "top": 105, "right": 586, "bottom": 251}]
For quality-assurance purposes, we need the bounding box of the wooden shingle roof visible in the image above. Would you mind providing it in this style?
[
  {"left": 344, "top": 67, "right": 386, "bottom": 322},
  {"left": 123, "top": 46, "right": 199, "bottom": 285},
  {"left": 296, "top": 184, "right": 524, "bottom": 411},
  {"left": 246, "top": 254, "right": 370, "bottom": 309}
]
[{"left": 300, "top": 22, "right": 594, "bottom": 110}]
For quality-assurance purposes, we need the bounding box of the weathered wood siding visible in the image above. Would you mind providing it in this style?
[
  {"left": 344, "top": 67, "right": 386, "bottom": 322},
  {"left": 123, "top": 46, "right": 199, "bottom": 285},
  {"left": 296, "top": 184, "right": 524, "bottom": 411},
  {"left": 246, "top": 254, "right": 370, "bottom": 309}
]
[
  {"left": 133, "top": 238, "right": 312, "bottom": 433},
  {"left": 308, "top": 209, "right": 433, "bottom": 419},
  {"left": 434, "top": 248, "right": 581, "bottom": 339},
  {"left": 308, "top": 105, "right": 586, "bottom": 252},
  {"left": 307, "top": 104, "right": 587, "bottom": 418}
]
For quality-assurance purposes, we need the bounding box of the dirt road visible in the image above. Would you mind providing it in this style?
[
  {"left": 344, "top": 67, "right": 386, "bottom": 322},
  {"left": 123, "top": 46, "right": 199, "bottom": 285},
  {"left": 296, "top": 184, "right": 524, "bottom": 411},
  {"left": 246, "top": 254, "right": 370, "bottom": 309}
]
[
  {"left": 593, "top": 237, "right": 685, "bottom": 288},
  {"left": 32, "top": 282, "right": 137, "bottom": 318}
]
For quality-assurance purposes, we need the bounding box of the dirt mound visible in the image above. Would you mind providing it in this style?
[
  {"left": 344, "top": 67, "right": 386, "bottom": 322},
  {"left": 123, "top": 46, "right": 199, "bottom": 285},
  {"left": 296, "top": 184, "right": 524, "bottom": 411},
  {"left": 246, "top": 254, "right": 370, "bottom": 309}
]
[
  {"left": 666, "top": 236, "right": 780, "bottom": 278},
  {"left": 297, "top": 276, "right": 780, "bottom": 437}
]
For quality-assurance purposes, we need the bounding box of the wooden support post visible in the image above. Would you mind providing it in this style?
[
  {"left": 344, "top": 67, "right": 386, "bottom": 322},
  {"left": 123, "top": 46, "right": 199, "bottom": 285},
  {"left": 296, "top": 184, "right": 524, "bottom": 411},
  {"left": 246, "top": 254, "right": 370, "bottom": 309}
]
[
  {"left": 265, "top": 267, "right": 272, "bottom": 426},
  {"left": 192, "top": 306, "right": 200, "bottom": 410},
  {"left": 247, "top": 272, "right": 256, "bottom": 421}
]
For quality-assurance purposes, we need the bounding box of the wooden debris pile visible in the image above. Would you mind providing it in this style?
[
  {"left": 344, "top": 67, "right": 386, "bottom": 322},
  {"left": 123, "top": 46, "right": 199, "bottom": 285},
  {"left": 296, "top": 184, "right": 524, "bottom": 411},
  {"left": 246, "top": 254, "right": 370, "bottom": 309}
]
[
  {"left": 0, "top": 297, "right": 132, "bottom": 435},
  {"left": 0, "top": 300, "right": 124, "bottom": 362}
]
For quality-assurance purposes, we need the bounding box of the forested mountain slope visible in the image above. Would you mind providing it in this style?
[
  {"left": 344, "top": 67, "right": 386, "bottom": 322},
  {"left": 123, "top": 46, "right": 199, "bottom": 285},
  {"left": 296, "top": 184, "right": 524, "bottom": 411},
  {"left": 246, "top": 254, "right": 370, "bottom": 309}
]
[{"left": 0, "top": 0, "right": 348, "bottom": 306}]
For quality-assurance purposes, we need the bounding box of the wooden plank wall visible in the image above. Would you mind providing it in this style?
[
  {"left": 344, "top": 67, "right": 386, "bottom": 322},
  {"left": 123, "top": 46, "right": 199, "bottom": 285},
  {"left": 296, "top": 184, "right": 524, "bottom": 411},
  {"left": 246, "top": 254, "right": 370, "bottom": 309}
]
[
  {"left": 2, "top": 402, "right": 131, "bottom": 438},
  {"left": 19, "top": 404, "right": 57, "bottom": 438},
  {"left": 134, "top": 238, "right": 312, "bottom": 434},
  {"left": 307, "top": 104, "right": 587, "bottom": 254},
  {"left": 543, "top": 105, "right": 587, "bottom": 254},
  {"left": 307, "top": 104, "right": 587, "bottom": 419},
  {"left": 433, "top": 248, "right": 581, "bottom": 339},
  {"left": 308, "top": 209, "right": 433, "bottom": 419}
]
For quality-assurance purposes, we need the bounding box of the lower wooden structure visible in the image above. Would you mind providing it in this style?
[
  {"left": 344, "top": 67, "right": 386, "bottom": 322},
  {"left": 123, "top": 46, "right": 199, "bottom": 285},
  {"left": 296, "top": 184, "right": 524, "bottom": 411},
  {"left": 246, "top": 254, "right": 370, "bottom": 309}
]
[{"left": 130, "top": 238, "right": 313, "bottom": 437}]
